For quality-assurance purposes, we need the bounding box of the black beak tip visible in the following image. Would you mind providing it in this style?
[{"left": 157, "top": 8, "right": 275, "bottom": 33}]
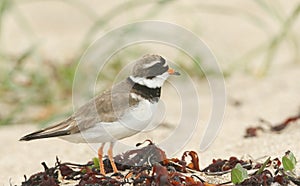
[{"left": 173, "top": 71, "right": 180, "bottom": 76}]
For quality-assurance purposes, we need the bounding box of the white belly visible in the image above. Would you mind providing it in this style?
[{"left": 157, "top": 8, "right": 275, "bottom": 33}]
[{"left": 61, "top": 100, "right": 157, "bottom": 143}]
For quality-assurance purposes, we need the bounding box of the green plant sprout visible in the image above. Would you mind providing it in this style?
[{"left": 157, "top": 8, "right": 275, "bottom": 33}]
[{"left": 231, "top": 163, "right": 248, "bottom": 184}]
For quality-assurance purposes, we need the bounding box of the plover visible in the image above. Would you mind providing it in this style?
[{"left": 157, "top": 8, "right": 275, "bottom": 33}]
[{"left": 20, "top": 54, "right": 180, "bottom": 175}]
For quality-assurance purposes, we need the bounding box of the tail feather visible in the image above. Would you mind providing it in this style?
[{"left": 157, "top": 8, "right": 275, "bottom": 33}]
[
  {"left": 19, "top": 118, "right": 76, "bottom": 141},
  {"left": 19, "top": 130, "right": 70, "bottom": 141}
]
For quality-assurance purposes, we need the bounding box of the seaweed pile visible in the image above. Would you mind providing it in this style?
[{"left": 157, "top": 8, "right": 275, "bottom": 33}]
[{"left": 21, "top": 140, "right": 299, "bottom": 186}]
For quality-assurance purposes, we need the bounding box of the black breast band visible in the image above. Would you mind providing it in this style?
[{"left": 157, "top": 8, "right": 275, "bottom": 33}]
[{"left": 127, "top": 77, "right": 161, "bottom": 103}]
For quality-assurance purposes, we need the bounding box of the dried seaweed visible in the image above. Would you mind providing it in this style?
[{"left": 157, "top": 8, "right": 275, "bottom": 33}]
[
  {"left": 245, "top": 112, "right": 300, "bottom": 138},
  {"left": 21, "top": 141, "right": 298, "bottom": 186},
  {"left": 202, "top": 157, "right": 251, "bottom": 173},
  {"left": 21, "top": 140, "right": 204, "bottom": 186}
]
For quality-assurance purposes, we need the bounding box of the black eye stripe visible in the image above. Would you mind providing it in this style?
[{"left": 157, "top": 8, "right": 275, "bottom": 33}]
[
  {"left": 132, "top": 56, "right": 168, "bottom": 78},
  {"left": 143, "top": 60, "right": 165, "bottom": 69},
  {"left": 148, "top": 63, "right": 168, "bottom": 72},
  {"left": 143, "top": 57, "right": 166, "bottom": 69}
]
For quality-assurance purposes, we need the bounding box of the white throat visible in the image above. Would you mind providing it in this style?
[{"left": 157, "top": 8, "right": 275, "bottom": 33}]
[{"left": 129, "top": 71, "right": 170, "bottom": 88}]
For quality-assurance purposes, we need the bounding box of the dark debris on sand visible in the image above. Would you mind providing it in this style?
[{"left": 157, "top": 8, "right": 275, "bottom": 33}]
[
  {"left": 21, "top": 140, "right": 298, "bottom": 186},
  {"left": 244, "top": 112, "right": 300, "bottom": 138}
]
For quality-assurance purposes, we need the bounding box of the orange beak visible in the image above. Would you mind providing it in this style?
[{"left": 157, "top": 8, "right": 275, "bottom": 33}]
[{"left": 168, "top": 68, "right": 180, "bottom": 75}]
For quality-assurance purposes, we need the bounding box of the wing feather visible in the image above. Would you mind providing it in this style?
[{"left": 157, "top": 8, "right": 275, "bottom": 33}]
[{"left": 20, "top": 80, "right": 138, "bottom": 141}]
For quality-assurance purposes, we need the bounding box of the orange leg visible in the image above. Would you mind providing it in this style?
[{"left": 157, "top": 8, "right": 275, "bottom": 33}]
[
  {"left": 108, "top": 142, "right": 118, "bottom": 173},
  {"left": 98, "top": 143, "right": 106, "bottom": 175}
]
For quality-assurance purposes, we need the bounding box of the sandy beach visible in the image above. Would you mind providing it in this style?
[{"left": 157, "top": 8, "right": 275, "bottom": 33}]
[
  {"left": 0, "top": 1, "right": 299, "bottom": 185},
  {"left": 1, "top": 64, "right": 300, "bottom": 185}
]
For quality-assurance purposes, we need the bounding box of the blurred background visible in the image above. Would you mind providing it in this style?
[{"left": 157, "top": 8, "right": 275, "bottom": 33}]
[
  {"left": 1, "top": 0, "right": 300, "bottom": 184},
  {"left": 1, "top": 0, "right": 299, "bottom": 127}
]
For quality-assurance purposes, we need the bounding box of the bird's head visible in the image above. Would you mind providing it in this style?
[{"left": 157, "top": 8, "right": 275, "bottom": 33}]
[{"left": 130, "top": 54, "right": 180, "bottom": 88}]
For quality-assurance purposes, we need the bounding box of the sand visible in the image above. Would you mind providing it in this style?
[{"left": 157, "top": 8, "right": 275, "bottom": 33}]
[
  {"left": 1, "top": 1, "right": 300, "bottom": 185},
  {"left": 1, "top": 64, "right": 300, "bottom": 185}
]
